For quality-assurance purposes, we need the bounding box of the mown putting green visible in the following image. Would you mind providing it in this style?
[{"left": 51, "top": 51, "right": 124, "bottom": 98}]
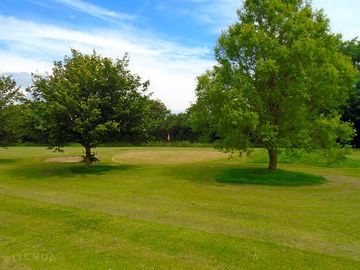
[
  {"left": 112, "top": 148, "right": 227, "bottom": 164},
  {"left": 44, "top": 156, "right": 83, "bottom": 163},
  {"left": 0, "top": 147, "right": 359, "bottom": 269}
]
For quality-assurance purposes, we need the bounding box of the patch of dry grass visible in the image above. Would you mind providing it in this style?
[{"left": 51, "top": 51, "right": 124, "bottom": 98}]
[
  {"left": 44, "top": 156, "right": 83, "bottom": 163},
  {"left": 112, "top": 148, "right": 228, "bottom": 165}
]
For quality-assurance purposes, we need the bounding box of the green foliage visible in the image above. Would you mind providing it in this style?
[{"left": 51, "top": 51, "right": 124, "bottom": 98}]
[
  {"left": 146, "top": 98, "right": 172, "bottom": 141},
  {"left": 216, "top": 168, "right": 325, "bottom": 186},
  {"left": 192, "top": 0, "right": 356, "bottom": 169},
  {"left": 188, "top": 102, "right": 219, "bottom": 143},
  {"left": 340, "top": 38, "right": 360, "bottom": 147},
  {"left": 341, "top": 38, "right": 360, "bottom": 70},
  {"left": 27, "top": 49, "right": 149, "bottom": 164},
  {"left": 166, "top": 112, "right": 199, "bottom": 142},
  {"left": 0, "top": 75, "right": 23, "bottom": 147}
]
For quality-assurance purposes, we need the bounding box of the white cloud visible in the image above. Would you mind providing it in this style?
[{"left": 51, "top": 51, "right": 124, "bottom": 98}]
[
  {"left": 0, "top": 53, "right": 51, "bottom": 73},
  {"left": 52, "top": 0, "right": 136, "bottom": 22},
  {"left": 2, "top": 1, "right": 357, "bottom": 112},
  {"left": 0, "top": 16, "right": 213, "bottom": 112}
]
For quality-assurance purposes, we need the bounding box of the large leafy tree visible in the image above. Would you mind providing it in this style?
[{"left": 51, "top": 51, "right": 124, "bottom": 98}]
[
  {"left": 340, "top": 38, "right": 360, "bottom": 147},
  {"left": 192, "top": 0, "right": 356, "bottom": 169},
  {"left": 28, "top": 49, "right": 149, "bottom": 164},
  {"left": 0, "top": 75, "right": 23, "bottom": 147},
  {"left": 146, "top": 98, "right": 171, "bottom": 141}
]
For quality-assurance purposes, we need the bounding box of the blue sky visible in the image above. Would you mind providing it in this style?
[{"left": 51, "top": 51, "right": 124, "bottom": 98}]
[{"left": 0, "top": 0, "right": 359, "bottom": 112}]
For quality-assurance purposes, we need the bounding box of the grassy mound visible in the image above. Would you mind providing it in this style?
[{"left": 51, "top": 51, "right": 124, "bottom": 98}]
[{"left": 216, "top": 168, "right": 326, "bottom": 186}]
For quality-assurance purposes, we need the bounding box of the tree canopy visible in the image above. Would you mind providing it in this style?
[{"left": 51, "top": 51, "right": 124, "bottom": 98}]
[
  {"left": 145, "top": 98, "right": 171, "bottom": 141},
  {"left": 191, "top": 0, "right": 356, "bottom": 169},
  {"left": 340, "top": 38, "right": 360, "bottom": 147},
  {"left": 0, "top": 75, "right": 23, "bottom": 147},
  {"left": 28, "top": 49, "right": 149, "bottom": 164}
]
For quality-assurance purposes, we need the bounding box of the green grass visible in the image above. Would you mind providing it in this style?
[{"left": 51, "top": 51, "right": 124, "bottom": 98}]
[
  {"left": 0, "top": 147, "right": 359, "bottom": 269},
  {"left": 216, "top": 168, "right": 326, "bottom": 186}
]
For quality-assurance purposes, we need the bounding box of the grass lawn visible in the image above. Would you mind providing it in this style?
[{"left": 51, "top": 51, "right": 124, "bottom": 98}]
[{"left": 0, "top": 147, "right": 359, "bottom": 269}]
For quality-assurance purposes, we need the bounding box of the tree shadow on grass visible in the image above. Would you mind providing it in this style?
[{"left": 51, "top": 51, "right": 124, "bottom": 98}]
[
  {"left": 7, "top": 164, "right": 134, "bottom": 180},
  {"left": 216, "top": 168, "right": 326, "bottom": 186},
  {"left": 164, "top": 164, "right": 326, "bottom": 187},
  {"left": 163, "top": 164, "right": 234, "bottom": 185},
  {"left": 0, "top": 159, "right": 17, "bottom": 164}
]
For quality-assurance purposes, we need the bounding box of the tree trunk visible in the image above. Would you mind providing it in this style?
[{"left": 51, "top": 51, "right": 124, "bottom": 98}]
[
  {"left": 84, "top": 146, "right": 92, "bottom": 166},
  {"left": 267, "top": 148, "right": 277, "bottom": 170}
]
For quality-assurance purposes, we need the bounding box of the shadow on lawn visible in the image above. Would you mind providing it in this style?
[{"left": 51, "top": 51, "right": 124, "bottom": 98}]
[
  {"left": 0, "top": 158, "right": 18, "bottom": 164},
  {"left": 165, "top": 164, "right": 326, "bottom": 187},
  {"left": 8, "top": 164, "right": 134, "bottom": 179},
  {"left": 216, "top": 168, "right": 326, "bottom": 186}
]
